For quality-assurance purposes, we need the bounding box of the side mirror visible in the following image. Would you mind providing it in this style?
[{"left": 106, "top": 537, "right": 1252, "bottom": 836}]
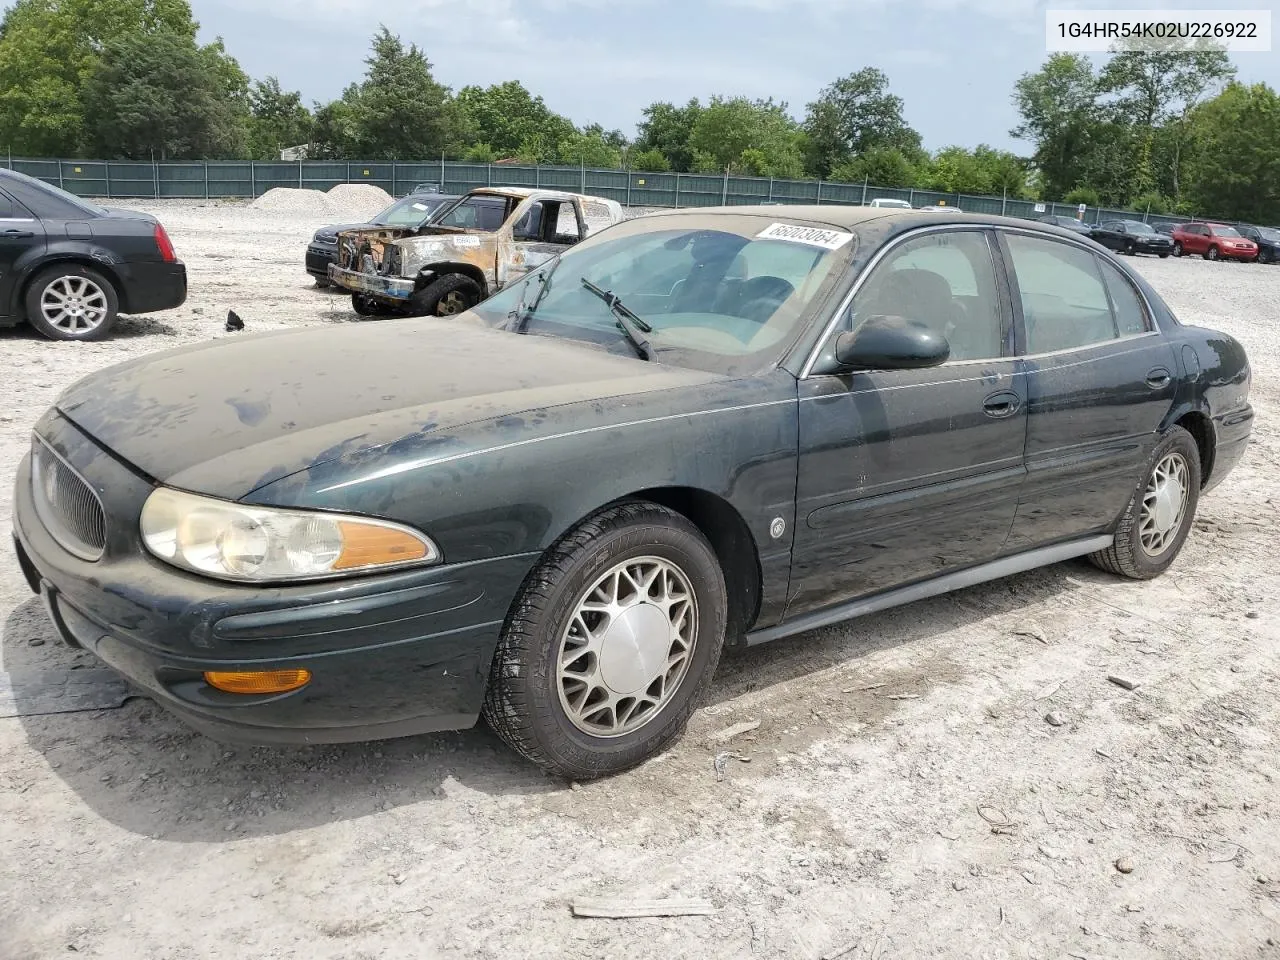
[{"left": 834, "top": 315, "right": 950, "bottom": 370}]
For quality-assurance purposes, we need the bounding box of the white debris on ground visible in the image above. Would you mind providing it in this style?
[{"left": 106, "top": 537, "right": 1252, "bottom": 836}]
[
  {"left": 247, "top": 187, "right": 339, "bottom": 216},
  {"left": 0, "top": 198, "right": 1278, "bottom": 960}
]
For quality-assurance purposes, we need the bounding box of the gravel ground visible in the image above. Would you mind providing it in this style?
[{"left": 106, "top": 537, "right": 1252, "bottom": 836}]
[{"left": 2, "top": 200, "right": 1278, "bottom": 960}]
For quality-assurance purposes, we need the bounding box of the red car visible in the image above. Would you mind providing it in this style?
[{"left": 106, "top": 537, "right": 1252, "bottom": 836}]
[{"left": 1171, "top": 222, "right": 1259, "bottom": 262}]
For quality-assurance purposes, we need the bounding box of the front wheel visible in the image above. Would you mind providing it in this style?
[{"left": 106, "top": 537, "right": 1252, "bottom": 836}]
[
  {"left": 351, "top": 293, "right": 393, "bottom": 317},
  {"left": 1205, "top": 246, "right": 1219, "bottom": 261},
  {"left": 1088, "top": 426, "right": 1201, "bottom": 580},
  {"left": 1172, "top": 242, "right": 1183, "bottom": 257},
  {"left": 1124, "top": 241, "right": 1135, "bottom": 256},
  {"left": 483, "top": 502, "right": 728, "bottom": 780},
  {"left": 1159, "top": 252, "right": 1170, "bottom": 259},
  {"left": 411, "top": 274, "right": 483, "bottom": 317},
  {"left": 25, "top": 265, "right": 120, "bottom": 341}
]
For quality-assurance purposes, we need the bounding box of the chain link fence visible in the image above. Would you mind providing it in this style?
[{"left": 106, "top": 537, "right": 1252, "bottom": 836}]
[{"left": 2, "top": 156, "right": 1215, "bottom": 232}]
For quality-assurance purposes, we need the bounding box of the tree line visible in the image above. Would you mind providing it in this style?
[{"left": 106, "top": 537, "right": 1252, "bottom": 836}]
[{"left": 0, "top": 0, "right": 1274, "bottom": 222}]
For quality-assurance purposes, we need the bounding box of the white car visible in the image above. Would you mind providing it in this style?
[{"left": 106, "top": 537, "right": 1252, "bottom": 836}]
[{"left": 868, "top": 197, "right": 913, "bottom": 209}]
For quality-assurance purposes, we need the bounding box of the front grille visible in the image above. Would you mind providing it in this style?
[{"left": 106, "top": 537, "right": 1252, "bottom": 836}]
[{"left": 31, "top": 436, "right": 106, "bottom": 561}]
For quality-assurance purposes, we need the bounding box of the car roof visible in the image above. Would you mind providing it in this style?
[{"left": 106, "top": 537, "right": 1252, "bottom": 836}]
[{"left": 467, "top": 186, "right": 617, "bottom": 205}]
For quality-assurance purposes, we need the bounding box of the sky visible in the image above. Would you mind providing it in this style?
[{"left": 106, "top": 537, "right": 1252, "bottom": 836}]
[{"left": 191, "top": 0, "right": 1280, "bottom": 154}]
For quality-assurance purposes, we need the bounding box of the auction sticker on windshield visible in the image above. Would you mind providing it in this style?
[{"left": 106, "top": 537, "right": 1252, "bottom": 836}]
[{"left": 756, "top": 222, "right": 854, "bottom": 250}]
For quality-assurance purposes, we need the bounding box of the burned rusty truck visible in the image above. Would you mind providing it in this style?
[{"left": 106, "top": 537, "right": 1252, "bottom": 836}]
[{"left": 328, "top": 187, "right": 625, "bottom": 317}]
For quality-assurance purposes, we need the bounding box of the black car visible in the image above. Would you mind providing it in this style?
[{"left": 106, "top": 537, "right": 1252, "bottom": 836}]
[
  {"left": 0, "top": 169, "right": 186, "bottom": 340},
  {"left": 13, "top": 207, "right": 1253, "bottom": 779},
  {"left": 1037, "top": 214, "right": 1092, "bottom": 235},
  {"left": 1089, "top": 219, "right": 1175, "bottom": 257},
  {"left": 1237, "top": 224, "right": 1280, "bottom": 263},
  {"left": 307, "top": 191, "right": 458, "bottom": 287}
]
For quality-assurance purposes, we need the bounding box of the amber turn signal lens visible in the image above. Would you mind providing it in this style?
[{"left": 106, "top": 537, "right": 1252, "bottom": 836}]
[
  {"left": 333, "top": 520, "right": 430, "bottom": 570},
  {"left": 204, "top": 669, "right": 312, "bottom": 694}
]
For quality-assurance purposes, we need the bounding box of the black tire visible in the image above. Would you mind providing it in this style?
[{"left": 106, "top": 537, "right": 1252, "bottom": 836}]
[
  {"left": 1088, "top": 426, "right": 1201, "bottom": 580},
  {"left": 1158, "top": 252, "right": 1169, "bottom": 259},
  {"left": 411, "top": 274, "right": 482, "bottom": 317},
  {"left": 1172, "top": 241, "right": 1183, "bottom": 257},
  {"left": 1124, "top": 241, "right": 1135, "bottom": 256},
  {"left": 351, "top": 293, "right": 393, "bottom": 317},
  {"left": 483, "top": 501, "right": 728, "bottom": 780},
  {"left": 1205, "top": 245, "right": 1219, "bottom": 261},
  {"left": 25, "top": 264, "right": 120, "bottom": 341},
  {"left": 315, "top": 276, "right": 332, "bottom": 289}
]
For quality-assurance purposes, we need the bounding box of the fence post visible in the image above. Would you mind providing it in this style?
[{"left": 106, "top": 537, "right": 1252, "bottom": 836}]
[
  {"left": 204, "top": 161, "right": 209, "bottom": 200},
  {"left": 861, "top": 176, "right": 868, "bottom": 205},
  {"left": 721, "top": 170, "right": 728, "bottom": 205},
  {"left": 298, "top": 162, "right": 302, "bottom": 189},
  {"left": 767, "top": 177, "right": 773, "bottom": 203},
  {"left": 105, "top": 162, "right": 111, "bottom": 199},
  {"left": 487, "top": 163, "right": 492, "bottom": 186},
  {"left": 391, "top": 163, "right": 397, "bottom": 196},
  {"left": 626, "top": 172, "right": 631, "bottom": 208},
  {"left": 1002, "top": 187, "right": 1007, "bottom": 217},
  {"left": 908, "top": 187, "right": 914, "bottom": 207},
  {"left": 815, "top": 179, "right": 822, "bottom": 205},
  {"left": 581, "top": 159, "right": 586, "bottom": 194},
  {"left": 153, "top": 158, "right": 159, "bottom": 199},
  {"left": 57, "top": 160, "right": 64, "bottom": 190},
  {"left": 674, "top": 173, "right": 680, "bottom": 209},
  {"left": 535, "top": 163, "right": 540, "bottom": 188},
  {"left": 441, "top": 153, "right": 445, "bottom": 189}
]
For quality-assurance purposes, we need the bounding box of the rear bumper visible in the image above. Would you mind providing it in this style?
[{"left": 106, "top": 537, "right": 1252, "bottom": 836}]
[
  {"left": 328, "top": 265, "right": 414, "bottom": 301},
  {"left": 11, "top": 415, "right": 538, "bottom": 745},
  {"left": 119, "top": 261, "right": 187, "bottom": 314},
  {"left": 1205, "top": 402, "right": 1253, "bottom": 493}
]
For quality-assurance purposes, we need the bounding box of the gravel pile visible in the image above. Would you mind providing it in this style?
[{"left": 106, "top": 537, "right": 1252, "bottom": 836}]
[
  {"left": 247, "top": 187, "right": 338, "bottom": 216},
  {"left": 326, "top": 183, "right": 393, "bottom": 219}
]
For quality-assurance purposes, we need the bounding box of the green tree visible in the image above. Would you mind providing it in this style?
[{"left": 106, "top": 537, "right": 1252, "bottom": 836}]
[
  {"left": 1184, "top": 81, "right": 1280, "bottom": 223},
  {"left": 455, "top": 80, "right": 575, "bottom": 157},
  {"left": 1011, "top": 54, "right": 1103, "bottom": 200},
  {"left": 802, "top": 68, "right": 921, "bottom": 178},
  {"left": 246, "top": 77, "right": 311, "bottom": 160},
  {"left": 630, "top": 147, "right": 669, "bottom": 172},
  {"left": 320, "top": 27, "right": 457, "bottom": 160},
  {"left": 1099, "top": 41, "right": 1235, "bottom": 202},
  {"left": 0, "top": 0, "right": 202, "bottom": 155},
  {"left": 634, "top": 99, "right": 702, "bottom": 172},
  {"left": 829, "top": 145, "right": 917, "bottom": 188},
  {"left": 553, "top": 130, "right": 623, "bottom": 168},
  {"left": 687, "top": 96, "right": 804, "bottom": 177},
  {"left": 81, "top": 28, "right": 249, "bottom": 159}
]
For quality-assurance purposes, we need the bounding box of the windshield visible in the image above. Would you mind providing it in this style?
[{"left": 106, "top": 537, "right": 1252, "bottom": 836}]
[
  {"left": 1258, "top": 228, "right": 1280, "bottom": 242},
  {"left": 374, "top": 195, "right": 447, "bottom": 227},
  {"left": 431, "top": 195, "right": 511, "bottom": 231},
  {"left": 465, "top": 215, "right": 852, "bottom": 376},
  {"left": 1124, "top": 221, "right": 1155, "bottom": 234},
  {"left": 1213, "top": 225, "right": 1242, "bottom": 238}
]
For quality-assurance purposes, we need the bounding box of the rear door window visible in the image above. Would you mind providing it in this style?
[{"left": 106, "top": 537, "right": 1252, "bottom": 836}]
[{"left": 1005, "top": 233, "right": 1118, "bottom": 353}]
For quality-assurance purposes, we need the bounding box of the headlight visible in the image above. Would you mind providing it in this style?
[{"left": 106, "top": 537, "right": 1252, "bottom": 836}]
[{"left": 139, "top": 487, "right": 439, "bottom": 583}]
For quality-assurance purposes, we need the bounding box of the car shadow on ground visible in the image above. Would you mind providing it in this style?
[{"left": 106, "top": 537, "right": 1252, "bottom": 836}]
[
  {"left": 5, "top": 558, "right": 1103, "bottom": 843},
  {"left": 0, "top": 314, "right": 179, "bottom": 341}
]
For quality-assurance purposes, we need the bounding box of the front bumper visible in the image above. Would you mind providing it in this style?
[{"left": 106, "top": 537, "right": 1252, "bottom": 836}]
[
  {"left": 1135, "top": 241, "right": 1174, "bottom": 255},
  {"left": 328, "top": 264, "right": 414, "bottom": 302},
  {"left": 12, "top": 413, "right": 537, "bottom": 745},
  {"left": 305, "top": 244, "right": 337, "bottom": 278}
]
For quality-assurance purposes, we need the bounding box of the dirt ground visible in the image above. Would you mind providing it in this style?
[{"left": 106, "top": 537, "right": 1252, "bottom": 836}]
[{"left": 1, "top": 201, "right": 1277, "bottom": 960}]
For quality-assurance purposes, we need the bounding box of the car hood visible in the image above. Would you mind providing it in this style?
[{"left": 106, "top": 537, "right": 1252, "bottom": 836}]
[
  {"left": 54, "top": 319, "right": 722, "bottom": 500},
  {"left": 314, "top": 221, "right": 380, "bottom": 241}
]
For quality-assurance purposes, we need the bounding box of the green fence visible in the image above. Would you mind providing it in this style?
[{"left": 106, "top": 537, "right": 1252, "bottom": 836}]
[{"left": 2, "top": 157, "right": 1206, "bottom": 232}]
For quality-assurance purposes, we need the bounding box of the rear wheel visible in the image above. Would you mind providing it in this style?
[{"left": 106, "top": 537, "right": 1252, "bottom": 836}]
[
  {"left": 1205, "top": 245, "right": 1219, "bottom": 261},
  {"left": 483, "top": 501, "right": 728, "bottom": 780},
  {"left": 411, "top": 274, "right": 483, "bottom": 317},
  {"left": 25, "top": 264, "right": 120, "bottom": 341},
  {"left": 1088, "top": 426, "right": 1200, "bottom": 580}
]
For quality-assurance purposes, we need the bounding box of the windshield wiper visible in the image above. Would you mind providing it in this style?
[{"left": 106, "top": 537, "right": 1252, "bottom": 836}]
[
  {"left": 580, "top": 277, "right": 655, "bottom": 361},
  {"left": 507, "top": 268, "right": 552, "bottom": 333}
]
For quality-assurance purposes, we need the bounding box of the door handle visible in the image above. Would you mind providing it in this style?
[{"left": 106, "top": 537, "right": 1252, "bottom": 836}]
[
  {"left": 1145, "top": 368, "right": 1172, "bottom": 389},
  {"left": 2, "top": 229, "right": 34, "bottom": 238},
  {"left": 983, "top": 391, "right": 1021, "bottom": 419}
]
